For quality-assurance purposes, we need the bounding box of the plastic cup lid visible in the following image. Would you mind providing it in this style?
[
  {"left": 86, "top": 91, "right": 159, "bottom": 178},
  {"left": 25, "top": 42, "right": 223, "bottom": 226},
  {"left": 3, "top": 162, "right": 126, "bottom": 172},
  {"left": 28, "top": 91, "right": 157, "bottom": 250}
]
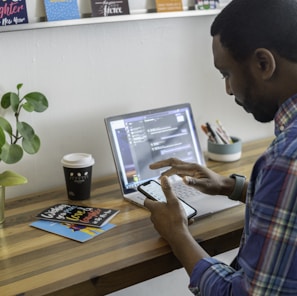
[{"left": 61, "top": 153, "right": 95, "bottom": 168}]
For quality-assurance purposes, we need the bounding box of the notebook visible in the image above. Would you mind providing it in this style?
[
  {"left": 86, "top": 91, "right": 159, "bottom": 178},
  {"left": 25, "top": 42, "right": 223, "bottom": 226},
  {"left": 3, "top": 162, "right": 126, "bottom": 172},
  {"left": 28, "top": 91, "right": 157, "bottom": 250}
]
[{"left": 105, "top": 103, "right": 241, "bottom": 219}]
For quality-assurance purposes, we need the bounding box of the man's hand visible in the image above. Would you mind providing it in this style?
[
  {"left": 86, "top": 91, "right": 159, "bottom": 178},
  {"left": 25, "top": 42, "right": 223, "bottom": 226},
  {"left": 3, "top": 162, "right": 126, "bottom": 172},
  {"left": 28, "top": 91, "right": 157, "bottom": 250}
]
[
  {"left": 144, "top": 175, "right": 210, "bottom": 276},
  {"left": 144, "top": 176, "right": 189, "bottom": 244},
  {"left": 150, "top": 158, "right": 235, "bottom": 196}
]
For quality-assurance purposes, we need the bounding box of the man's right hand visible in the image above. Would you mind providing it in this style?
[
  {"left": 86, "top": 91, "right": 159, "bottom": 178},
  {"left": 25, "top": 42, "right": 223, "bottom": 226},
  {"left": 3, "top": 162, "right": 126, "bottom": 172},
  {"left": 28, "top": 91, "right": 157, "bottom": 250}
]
[{"left": 149, "top": 158, "right": 235, "bottom": 197}]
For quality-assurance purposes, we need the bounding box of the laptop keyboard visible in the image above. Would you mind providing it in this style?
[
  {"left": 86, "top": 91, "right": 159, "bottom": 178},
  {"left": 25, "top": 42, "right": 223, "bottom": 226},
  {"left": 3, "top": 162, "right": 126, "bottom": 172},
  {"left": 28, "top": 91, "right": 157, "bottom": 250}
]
[{"left": 171, "top": 180, "right": 205, "bottom": 202}]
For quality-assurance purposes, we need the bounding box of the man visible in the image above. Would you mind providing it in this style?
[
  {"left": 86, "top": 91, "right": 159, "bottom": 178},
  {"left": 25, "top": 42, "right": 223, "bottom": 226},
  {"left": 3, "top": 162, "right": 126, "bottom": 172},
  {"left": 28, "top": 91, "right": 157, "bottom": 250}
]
[{"left": 144, "top": 0, "right": 297, "bottom": 295}]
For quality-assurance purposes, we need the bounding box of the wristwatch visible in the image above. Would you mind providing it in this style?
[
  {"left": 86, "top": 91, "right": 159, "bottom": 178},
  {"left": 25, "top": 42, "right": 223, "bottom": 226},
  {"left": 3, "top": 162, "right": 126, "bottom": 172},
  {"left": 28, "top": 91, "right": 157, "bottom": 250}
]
[{"left": 229, "top": 174, "right": 246, "bottom": 200}]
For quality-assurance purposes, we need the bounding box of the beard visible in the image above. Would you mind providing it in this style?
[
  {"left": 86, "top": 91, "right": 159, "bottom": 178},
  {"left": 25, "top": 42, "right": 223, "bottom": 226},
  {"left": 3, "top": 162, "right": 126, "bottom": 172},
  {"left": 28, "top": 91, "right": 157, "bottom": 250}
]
[
  {"left": 235, "top": 81, "right": 278, "bottom": 123},
  {"left": 235, "top": 96, "right": 277, "bottom": 123},
  {"left": 252, "top": 109, "right": 277, "bottom": 123}
]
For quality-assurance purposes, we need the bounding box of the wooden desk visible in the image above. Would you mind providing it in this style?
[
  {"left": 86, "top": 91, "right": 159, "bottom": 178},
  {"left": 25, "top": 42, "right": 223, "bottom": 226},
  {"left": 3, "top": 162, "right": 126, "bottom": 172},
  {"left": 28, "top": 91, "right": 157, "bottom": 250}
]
[{"left": 0, "top": 137, "right": 272, "bottom": 296}]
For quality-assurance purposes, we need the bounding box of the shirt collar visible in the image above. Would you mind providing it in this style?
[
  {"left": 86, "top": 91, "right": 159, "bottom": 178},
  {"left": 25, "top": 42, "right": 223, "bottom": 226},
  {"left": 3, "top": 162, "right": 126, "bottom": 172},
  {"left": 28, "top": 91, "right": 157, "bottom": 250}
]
[{"left": 274, "top": 93, "right": 297, "bottom": 136}]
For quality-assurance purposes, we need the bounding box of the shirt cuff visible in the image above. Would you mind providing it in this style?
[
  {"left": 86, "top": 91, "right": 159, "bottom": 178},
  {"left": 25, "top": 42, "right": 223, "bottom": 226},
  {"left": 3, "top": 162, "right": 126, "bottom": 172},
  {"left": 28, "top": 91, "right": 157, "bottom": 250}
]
[{"left": 189, "top": 257, "right": 219, "bottom": 292}]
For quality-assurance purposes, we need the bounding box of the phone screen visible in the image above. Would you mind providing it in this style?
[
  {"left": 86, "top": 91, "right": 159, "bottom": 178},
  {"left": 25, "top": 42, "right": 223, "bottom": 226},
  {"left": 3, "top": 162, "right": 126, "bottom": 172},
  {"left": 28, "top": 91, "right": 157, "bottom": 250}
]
[{"left": 138, "top": 180, "right": 197, "bottom": 219}]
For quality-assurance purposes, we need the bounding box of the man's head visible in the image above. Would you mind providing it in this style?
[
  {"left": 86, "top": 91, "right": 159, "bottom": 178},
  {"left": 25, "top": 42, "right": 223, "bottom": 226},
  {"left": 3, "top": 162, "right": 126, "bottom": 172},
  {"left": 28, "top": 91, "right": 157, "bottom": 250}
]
[
  {"left": 211, "top": 0, "right": 297, "bottom": 122},
  {"left": 211, "top": 0, "right": 297, "bottom": 63}
]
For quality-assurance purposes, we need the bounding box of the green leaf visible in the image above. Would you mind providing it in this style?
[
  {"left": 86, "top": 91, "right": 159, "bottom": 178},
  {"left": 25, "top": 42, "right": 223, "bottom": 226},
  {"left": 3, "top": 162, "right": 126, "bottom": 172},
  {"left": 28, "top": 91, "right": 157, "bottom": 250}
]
[
  {"left": 0, "top": 127, "right": 5, "bottom": 148},
  {"left": 1, "top": 92, "right": 13, "bottom": 109},
  {"left": 1, "top": 92, "right": 20, "bottom": 111},
  {"left": 0, "top": 170, "right": 27, "bottom": 187},
  {"left": 16, "top": 83, "right": 23, "bottom": 91},
  {"left": 22, "top": 102, "right": 35, "bottom": 112},
  {"left": 10, "top": 92, "right": 20, "bottom": 112},
  {"left": 22, "top": 134, "right": 40, "bottom": 154},
  {"left": 0, "top": 117, "right": 12, "bottom": 136},
  {"left": 24, "top": 92, "right": 49, "bottom": 112},
  {"left": 0, "top": 143, "right": 23, "bottom": 164},
  {"left": 17, "top": 122, "right": 35, "bottom": 140}
]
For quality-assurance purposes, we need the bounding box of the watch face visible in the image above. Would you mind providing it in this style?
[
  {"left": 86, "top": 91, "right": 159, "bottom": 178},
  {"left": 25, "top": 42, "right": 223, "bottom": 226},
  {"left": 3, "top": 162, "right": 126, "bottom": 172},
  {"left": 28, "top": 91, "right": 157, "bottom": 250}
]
[{"left": 230, "top": 174, "right": 246, "bottom": 179}]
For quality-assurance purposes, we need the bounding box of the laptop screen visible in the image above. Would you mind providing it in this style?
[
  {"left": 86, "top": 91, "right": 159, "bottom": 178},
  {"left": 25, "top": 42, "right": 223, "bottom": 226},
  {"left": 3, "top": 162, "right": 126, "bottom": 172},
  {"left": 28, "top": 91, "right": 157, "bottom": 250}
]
[{"left": 105, "top": 103, "right": 205, "bottom": 195}]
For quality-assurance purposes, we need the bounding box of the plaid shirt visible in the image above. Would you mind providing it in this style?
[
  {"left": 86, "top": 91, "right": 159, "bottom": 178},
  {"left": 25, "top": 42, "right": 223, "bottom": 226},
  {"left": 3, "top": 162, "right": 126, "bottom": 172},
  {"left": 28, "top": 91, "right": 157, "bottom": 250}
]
[{"left": 189, "top": 94, "right": 297, "bottom": 295}]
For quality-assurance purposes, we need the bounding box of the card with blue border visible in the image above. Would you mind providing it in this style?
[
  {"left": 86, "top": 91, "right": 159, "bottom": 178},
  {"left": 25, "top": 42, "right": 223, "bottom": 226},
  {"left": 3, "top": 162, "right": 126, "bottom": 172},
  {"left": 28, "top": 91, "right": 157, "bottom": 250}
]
[{"left": 31, "top": 220, "right": 116, "bottom": 242}]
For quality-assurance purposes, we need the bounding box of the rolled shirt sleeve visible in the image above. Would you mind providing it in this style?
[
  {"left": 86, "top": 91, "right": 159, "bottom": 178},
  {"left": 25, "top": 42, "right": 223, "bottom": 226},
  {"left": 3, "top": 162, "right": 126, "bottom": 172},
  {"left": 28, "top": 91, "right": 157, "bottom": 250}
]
[{"left": 189, "top": 257, "right": 246, "bottom": 295}]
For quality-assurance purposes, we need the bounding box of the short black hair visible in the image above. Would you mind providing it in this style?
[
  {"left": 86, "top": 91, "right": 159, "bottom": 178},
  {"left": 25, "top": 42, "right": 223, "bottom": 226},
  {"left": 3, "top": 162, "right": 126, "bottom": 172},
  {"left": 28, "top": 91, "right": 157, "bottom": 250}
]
[{"left": 211, "top": 0, "right": 297, "bottom": 62}]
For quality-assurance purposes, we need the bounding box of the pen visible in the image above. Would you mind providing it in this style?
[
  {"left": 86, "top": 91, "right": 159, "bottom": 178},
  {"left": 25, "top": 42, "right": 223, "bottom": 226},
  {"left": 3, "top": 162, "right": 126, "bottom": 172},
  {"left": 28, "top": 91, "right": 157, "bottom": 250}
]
[
  {"left": 201, "top": 124, "right": 215, "bottom": 142},
  {"left": 216, "top": 120, "right": 233, "bottom": 143},
  {"left": 215, "top": 127, "right": 230, "bottom": 144},
  {"left": 206, "top": 122, "right": 223, "bottom": 144}
]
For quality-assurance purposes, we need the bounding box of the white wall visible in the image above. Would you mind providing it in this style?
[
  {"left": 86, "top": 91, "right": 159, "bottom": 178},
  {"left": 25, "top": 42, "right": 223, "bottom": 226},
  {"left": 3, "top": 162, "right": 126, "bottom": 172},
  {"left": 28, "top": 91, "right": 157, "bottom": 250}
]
[{"left": 0, "top": 5, "right": 273, "bottom": 199}]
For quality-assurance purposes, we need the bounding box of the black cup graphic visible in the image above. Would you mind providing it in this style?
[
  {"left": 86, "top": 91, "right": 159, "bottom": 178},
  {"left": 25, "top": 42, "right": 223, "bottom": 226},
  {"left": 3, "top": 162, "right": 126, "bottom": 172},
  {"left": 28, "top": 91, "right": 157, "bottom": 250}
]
[{"left": 61, "top": 153, "right": 95, "bottom": 200}]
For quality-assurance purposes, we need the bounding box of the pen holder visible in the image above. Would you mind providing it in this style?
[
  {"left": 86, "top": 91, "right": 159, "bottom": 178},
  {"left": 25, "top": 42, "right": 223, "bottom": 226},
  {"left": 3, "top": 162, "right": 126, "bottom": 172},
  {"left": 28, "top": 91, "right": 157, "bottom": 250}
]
[{"left": 207, "top": 137, "right": 242, "bottom": 162}]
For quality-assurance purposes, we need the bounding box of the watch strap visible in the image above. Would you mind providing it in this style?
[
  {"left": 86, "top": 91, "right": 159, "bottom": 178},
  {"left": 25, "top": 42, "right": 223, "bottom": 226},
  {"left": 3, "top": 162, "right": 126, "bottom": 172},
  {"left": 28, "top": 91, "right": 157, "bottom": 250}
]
[{"left": 229, "top": 174, "right": 246, "bottom": 200}]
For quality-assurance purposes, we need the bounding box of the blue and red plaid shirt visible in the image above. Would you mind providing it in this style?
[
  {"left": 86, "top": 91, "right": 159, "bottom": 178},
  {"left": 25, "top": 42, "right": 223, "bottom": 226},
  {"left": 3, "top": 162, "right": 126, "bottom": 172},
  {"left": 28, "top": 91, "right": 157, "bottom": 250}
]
[{"left": 189, "top": 94, "right": 297, "bottom": 295}]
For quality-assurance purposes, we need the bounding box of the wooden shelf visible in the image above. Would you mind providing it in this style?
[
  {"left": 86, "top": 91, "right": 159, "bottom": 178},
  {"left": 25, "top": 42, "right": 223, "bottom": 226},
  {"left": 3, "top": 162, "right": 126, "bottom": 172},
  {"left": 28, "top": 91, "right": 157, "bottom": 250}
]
[{"left": 0, "top": 9, "right": 221, "bottom": 33}]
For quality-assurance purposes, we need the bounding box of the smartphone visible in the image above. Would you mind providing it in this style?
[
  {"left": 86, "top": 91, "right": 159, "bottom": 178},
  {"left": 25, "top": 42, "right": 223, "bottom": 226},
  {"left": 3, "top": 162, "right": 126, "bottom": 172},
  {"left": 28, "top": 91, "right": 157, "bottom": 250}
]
[{"left": 138, "top": 180, "right": 197, "bottom": 219}]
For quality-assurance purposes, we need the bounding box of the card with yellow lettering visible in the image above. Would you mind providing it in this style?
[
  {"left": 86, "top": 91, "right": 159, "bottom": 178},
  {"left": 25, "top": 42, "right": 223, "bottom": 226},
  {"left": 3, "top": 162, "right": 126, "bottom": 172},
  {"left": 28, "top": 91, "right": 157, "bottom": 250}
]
[{"left": 36, "top": 203, "right": 119, "bottom": 227}]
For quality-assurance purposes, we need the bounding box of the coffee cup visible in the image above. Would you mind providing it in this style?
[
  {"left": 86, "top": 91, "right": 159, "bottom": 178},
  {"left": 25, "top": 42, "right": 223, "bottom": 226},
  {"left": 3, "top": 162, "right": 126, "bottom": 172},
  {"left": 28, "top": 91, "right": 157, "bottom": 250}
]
[{"left": 61, "top": 153, "right": 95, "bottom": 200}]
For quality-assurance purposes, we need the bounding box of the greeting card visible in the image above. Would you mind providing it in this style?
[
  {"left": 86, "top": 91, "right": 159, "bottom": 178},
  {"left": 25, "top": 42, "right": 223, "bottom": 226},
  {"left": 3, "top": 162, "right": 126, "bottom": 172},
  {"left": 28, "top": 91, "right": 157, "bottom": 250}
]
[{"left": 0, "top": 0, "right": 28, "bottom": 26}]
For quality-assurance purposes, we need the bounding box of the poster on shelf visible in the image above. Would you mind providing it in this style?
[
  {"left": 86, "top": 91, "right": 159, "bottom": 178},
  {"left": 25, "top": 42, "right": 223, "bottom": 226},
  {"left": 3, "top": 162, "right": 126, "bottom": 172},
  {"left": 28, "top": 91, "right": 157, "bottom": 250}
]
[
  {"left": 43, "top": 0, "right": 80, "bottom": 22},
  {"left": 91, "top": 0, "right": 130, "bottom": 17},
  {"left": 0, "top": 0, "right": 28, "bottom": 26},
  {"left": 155, "top": 0, "right": 183, "bottom": 12},
  {"left": 195, "top": 0, "right": 218, "bottom": 10}
]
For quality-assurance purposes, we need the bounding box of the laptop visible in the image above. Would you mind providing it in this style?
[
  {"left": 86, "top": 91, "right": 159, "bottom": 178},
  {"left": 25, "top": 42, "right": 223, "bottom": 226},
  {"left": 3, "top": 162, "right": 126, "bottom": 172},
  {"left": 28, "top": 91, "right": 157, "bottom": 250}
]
[{"left": 105, "top": 103, "right": 241, "bottom": 219}]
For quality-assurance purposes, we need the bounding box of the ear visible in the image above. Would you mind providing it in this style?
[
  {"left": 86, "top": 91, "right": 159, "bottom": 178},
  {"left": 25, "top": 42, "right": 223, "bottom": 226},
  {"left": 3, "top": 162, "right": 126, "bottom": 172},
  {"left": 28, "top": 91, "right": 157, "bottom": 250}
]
[{"left": 253, "top": 48, "right": 276, "bottom": 80}]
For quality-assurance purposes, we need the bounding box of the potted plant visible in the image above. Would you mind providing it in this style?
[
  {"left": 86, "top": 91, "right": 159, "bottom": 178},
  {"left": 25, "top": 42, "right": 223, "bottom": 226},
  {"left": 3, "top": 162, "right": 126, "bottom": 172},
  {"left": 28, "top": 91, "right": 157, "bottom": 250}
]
[{"left": 0, "top": 83, "right": 48, "bottom": 226}]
